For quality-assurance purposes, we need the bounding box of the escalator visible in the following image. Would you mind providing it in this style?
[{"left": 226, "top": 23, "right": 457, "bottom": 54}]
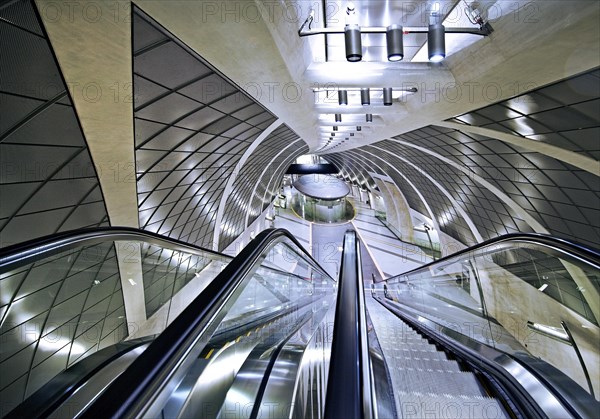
[
  {"left": 0, "top": 227, "right": 234, "bottom": 417},
  {"left": 1, "top": 228, "right": 599, "bottom": 418},
  {"left": 1, "top": 228, "right": 337, "bottom": 418},
  {"left": 371, "top": 232, "right": 600, "bottom": 419},
  {"left": 366, "top": 299, "right": 508, "bottom": 418}
]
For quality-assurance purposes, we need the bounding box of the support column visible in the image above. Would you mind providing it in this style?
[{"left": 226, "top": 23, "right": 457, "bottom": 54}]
[
  {"left": 373, "top": 178, "right": 399, "bottom": 229},
  {"left": 115, "top": 242, "right": 147, "bottom": 335},
  {"left": 35, "top": 0, "right": 138, "bottom": 227},
  {"left": 384, "top": 180, "right": 415, "bottom": 243}
]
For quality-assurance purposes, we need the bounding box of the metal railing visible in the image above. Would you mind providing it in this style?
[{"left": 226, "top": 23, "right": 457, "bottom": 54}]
[{"left": 325, "top": 230, "right": 374, "bottom": 419}]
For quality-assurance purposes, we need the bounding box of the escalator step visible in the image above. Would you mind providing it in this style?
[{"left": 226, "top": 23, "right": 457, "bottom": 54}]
[
  {"left": 396, "top": 391, "right": 508, "bottom": 419},
  {"left": 388, "top": 343, "right": 441, "bottom": 351},
  {"left": 391, "top": 368, "right": 485, "bottom": 397},
  {"left": 366, "top": 298, "right": 507, "bottom": 418},
  {"left": 391, "top": 349, "right": 449, "bottom": 360},
  {"left": 391, "top": 358, "right": 463, "bottom": 372}
]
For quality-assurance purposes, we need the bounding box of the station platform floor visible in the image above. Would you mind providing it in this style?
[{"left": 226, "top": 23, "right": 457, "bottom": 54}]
[{"left": 273, "top": 186, "right": 434, "bottom": 281}]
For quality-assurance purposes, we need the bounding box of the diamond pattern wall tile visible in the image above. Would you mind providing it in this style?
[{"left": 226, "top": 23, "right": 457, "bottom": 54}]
[
  {"left": 133, "top": 7, "right": 297, "bottom": 249},
  {"left": 0, "top": 0, "right": 109, "bottom": 248}
]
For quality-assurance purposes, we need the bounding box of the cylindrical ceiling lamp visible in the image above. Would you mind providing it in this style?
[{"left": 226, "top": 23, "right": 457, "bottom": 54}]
[
  {"left": 357, "top": 126, "right": 362, "bottom": 131},
  {"left": 383, "top": 87, "right": 393, "bottom": 106},
  {"left": 345, "top": 24, "right": 362, "bottom": 62},
  {"left": 386, "top": 24, "right": 404, "bottom": 61},
  {"left": 360, "top": 88, "right": 370, "bottom": 105},
  {"left": 338, "top": 90, "right": 348, "bottom": 105},
  {"left": 335, "top": 113, "right": 342, "bottom": 122},
  {"left": 428, "top": 23, "right": 446, "bottom": 62},
  {"left": 333, "top": 126, "right": 339, "bottom": 131},
  {"left": 366, "top": 114, "right": 373, "bottom": 123}
]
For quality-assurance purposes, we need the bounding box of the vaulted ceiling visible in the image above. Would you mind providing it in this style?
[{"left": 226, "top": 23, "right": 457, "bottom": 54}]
[{"left": 1, "top": 0, "right": 599, "bottom": 252}]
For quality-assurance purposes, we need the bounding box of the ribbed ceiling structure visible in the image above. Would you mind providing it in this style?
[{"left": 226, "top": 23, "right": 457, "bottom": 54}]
[
  {"left": 0, "top": 0, "right": 598, "bottom": 411},
  {"left": 0, "top": 0, "right": 597, "bottom": 251},
  {"left": 326, "top": 68, "right": 600, "bottom": 249},
  {"left": 132, "top": 8, "right": 307, "bottom": 251}
]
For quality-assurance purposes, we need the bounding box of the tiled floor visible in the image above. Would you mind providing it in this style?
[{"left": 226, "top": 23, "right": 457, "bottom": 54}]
[{"left": 273, "top": 187, "right": 433, "bottom": 281}]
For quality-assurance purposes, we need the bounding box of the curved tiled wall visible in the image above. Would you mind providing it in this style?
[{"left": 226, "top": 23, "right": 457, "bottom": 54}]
[
  {"left": 326, "top": 69, "right": 600, "bottom": 249},
  {"left": 0, "top": 241, "right": 127, "bottom": 411},
  {"left": 0, "top": 0, "right": 109, "bottom": 249},
  {"left": 219, "top": 124, "right": 307, "bottom": 250},
  {"left": 132, "top": 8, "right": 306, "bottom": 250}
]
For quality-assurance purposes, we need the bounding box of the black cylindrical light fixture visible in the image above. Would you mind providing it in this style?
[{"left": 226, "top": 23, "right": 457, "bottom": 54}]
[
  {"left": 335, "top": 113, "right": 342, "bottom": 122},
  {"left": 333, "top": 126, "right": 339, "bottom": 131},
  {"left": 383, "top": 87, "right": 393, "bottom": 106},
  {"left": 428, "top": 23, "right": 446, "bottom": 62},
  {"left": 360, "top": 88, "right": 370, "bottom": 105},
  {"left": 350, "top": 132, "right": 354, "bottom": 136},
  {"left": 357, "top": 126, "right": 362, "bottom": 131},
  {"left": 366, "top": 114, "right": 373, "bottom": 123},
  {"left": 345, "top": 24, "right": 362, "bottom": 62},
  {"left": 338, "top": 90, "right": 348, "bottom": 105},
  {"left": 386, "top": 24, "right": 404, "bottom": 61}
]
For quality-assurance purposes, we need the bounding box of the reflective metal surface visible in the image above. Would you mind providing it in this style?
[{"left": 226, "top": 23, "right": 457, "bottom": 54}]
[
  {"left": 51, "top": 343, "right": 150, "bottom": 418},
  {"left": 293, "top": 175, "right": 351, "bottom": 200},
  {"left": 381, "top": 233, "right": 600, "bottom": 415},
  {"left": 0, "top": 227, "right": 231, "bottom": 414},
  {"left": 92, "top": 230, "right": 338, "bottom": 418}
]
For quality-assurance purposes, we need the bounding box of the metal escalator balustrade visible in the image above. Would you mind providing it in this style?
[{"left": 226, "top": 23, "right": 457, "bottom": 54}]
[
  {"left": 378, "top": 232, "right": 600, "bottom": 418},
  {"left": 325, "top": 230, "right": 374, "bottom": 419},
  {"left": 0, "top": 227, "right": 231, "bottom": 417},
  {"left": 5, "top": 337, "right": 154, "bottom": 419},
  {"left": 78, "top": 228, "right": 338, "bottom": 418}
]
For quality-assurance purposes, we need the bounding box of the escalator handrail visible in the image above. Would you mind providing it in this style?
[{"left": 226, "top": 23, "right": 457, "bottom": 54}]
[
  {"left": 386, "top": 232, "right": 600, "bottom": 282},
  {"left": 376, "top": 296, "right": 599, "bottom": 419},
  {"left": 4, "top": 337, "right": 155, "bottom": 419},
  {"left": 324, "top": 230, "right": 373, "bottom": 419},
  {"left": 79, "top": 228, "right": 333, "bottom": 418},
  {"left": 0, "top": 226, "right": 231, "bottom": 272}
]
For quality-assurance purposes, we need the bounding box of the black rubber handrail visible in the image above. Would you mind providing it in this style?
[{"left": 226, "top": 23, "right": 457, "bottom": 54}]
[
  {"left": 376, "top": 296, "right": 600, "bottom": 419},
  {"left": 0, "top": 226, "right": 230, "bottom": 272},
  {"left": 324, "top": 230, "right": 373, "bottom": 419},
  {"left": 386, "top": 232, "right": 600, "bottom": 282},
  {"left": 379, "top": 231, "right": 600, "bottom": 418},
  {"left": 4, "top": 337, "right": 155, "bottom": 419},
  {"left": 79, "top": 228, "right": 332, "bottom": 418}
]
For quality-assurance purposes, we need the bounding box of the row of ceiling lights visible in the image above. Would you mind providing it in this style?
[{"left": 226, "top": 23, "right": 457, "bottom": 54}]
[
  {"left": 337, "top": 87, "right": 398, "bottom": 106},
  {"left": 334, "top": 113, "right": 371, "bottom": 125},
  {"left": 299, "top": 2, "right": 492, "bottom": 64},
  {"left": 305, "top": 2, "right": 492, "bottom": 153},
  {"left": 345, "top": 22, "right": 446, "bottom": 63},
  {"left": 330, "top": 113, "right": 372, "bottom": 133},
  {"left": 321, "top": 113, "right": 374, "bottom": 151}
]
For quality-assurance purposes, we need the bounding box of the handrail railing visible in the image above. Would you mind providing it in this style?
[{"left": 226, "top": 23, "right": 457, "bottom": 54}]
[
  {"left": 4, "top": 337, "right": 155, "bottom": 419},
  {"left": 386, "top": 232, "right": 600, "bottom": 281},
  {"left": 379, "top": 231, "right": 600, "bottom": 417},
  {"left": 324, "top": 230, "right": 373, "bottom": 419},
  {"left": 560, "top": 320, "right": 596, "bottom": 399},
  {"left": 375, "top": 297, "right": 567, "bottom": 419},
  {"left": 79, "top": 228, "right": 332, "bottom": 418},
  {"left": 0, "top": 226, "right": 230, "bottom": 272}
]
